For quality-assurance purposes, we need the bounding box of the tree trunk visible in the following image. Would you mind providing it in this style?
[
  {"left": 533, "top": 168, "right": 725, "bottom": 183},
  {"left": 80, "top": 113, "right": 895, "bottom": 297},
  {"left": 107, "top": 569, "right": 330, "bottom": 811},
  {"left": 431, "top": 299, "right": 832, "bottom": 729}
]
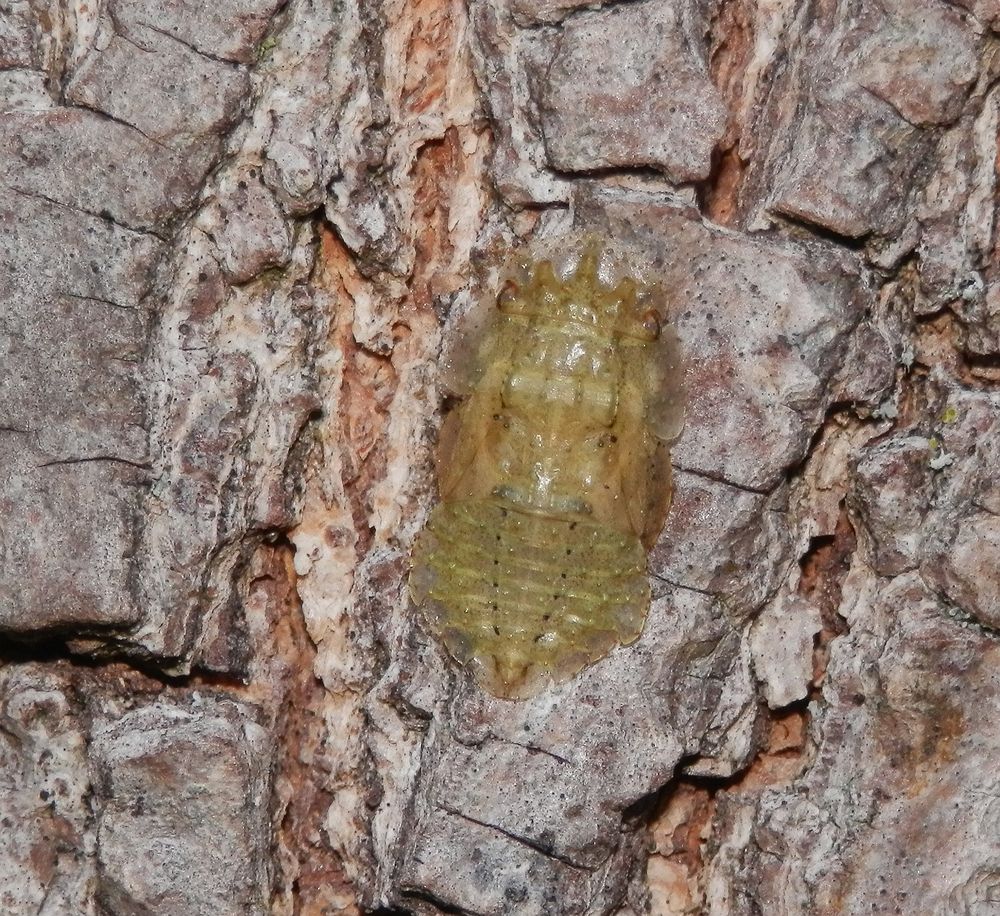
[{"left": 1, "top": 0, "right": 997, "bottom": 913}]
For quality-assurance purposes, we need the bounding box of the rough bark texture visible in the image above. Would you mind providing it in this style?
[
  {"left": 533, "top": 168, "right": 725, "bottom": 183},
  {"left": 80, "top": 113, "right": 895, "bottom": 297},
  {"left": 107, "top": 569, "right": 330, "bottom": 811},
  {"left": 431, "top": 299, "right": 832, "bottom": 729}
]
[{"left": 1, "top": 0, "right": 997, "bottom": 913}]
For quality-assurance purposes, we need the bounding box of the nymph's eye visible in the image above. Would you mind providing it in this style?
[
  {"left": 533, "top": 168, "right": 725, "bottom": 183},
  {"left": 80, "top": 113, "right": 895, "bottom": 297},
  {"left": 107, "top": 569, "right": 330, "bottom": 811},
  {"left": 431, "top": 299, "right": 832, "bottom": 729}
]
[
  {"left": 641, "top": 308, "right": 661, "bottom": 338},
  {"left": 499, "top": 280, "right": 519, "bottom": 308}
]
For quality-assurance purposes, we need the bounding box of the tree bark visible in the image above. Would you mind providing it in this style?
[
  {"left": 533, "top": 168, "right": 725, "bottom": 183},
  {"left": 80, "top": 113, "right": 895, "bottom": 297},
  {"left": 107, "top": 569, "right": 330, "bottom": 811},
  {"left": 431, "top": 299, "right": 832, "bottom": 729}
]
[{"left": 1, "top": 0, "right": 997, "bottom": 913}]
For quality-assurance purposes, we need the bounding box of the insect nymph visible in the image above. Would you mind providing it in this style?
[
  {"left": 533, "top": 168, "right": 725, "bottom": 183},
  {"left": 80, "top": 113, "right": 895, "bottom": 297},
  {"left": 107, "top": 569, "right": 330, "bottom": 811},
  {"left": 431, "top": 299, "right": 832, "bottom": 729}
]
[{"left": 410, "top": 237, "right": 684, "bottom": 698}]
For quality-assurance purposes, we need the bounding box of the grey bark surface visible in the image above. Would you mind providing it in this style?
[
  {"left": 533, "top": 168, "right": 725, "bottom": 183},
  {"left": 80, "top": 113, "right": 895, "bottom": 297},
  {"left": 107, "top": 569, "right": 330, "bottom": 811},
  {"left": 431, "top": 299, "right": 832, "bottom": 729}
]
[{"left": 0, "top": 0, "right": 997, "bottom": 914}]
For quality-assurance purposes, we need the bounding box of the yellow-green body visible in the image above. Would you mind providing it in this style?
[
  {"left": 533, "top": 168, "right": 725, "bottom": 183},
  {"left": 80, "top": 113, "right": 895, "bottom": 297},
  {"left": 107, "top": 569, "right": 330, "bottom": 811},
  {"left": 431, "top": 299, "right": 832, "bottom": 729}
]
[{"left": 411, "top": 240, "right": 684, "bottom": 698}]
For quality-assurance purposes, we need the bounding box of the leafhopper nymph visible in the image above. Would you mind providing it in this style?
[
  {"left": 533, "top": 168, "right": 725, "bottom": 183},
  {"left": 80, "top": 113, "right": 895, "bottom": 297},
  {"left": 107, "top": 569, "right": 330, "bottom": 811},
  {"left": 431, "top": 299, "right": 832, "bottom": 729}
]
[{"left": 411, "top": 237, "right": 685, "bottom": 698}]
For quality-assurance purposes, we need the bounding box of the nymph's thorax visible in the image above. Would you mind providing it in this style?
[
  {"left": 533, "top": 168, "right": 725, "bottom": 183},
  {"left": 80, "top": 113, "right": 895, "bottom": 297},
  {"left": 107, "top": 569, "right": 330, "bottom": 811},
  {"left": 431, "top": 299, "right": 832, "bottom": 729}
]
[{"left": 493, "top": 317, "right": 622, "bottom": 517}]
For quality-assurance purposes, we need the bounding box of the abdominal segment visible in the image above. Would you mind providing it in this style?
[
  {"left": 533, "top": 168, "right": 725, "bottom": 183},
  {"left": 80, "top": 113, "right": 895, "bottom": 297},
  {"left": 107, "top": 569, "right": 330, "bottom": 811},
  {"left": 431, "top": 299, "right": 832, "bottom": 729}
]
[{"left": 410, "top": 498, "right": 649, "bottom": 699}]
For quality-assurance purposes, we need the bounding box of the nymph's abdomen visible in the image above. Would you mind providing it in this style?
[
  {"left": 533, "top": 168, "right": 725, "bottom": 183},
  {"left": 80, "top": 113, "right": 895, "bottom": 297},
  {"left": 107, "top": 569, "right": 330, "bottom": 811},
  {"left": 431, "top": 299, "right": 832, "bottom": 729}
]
[{"left": 410, "top": 498, "right": 649, "bottom": 699}]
